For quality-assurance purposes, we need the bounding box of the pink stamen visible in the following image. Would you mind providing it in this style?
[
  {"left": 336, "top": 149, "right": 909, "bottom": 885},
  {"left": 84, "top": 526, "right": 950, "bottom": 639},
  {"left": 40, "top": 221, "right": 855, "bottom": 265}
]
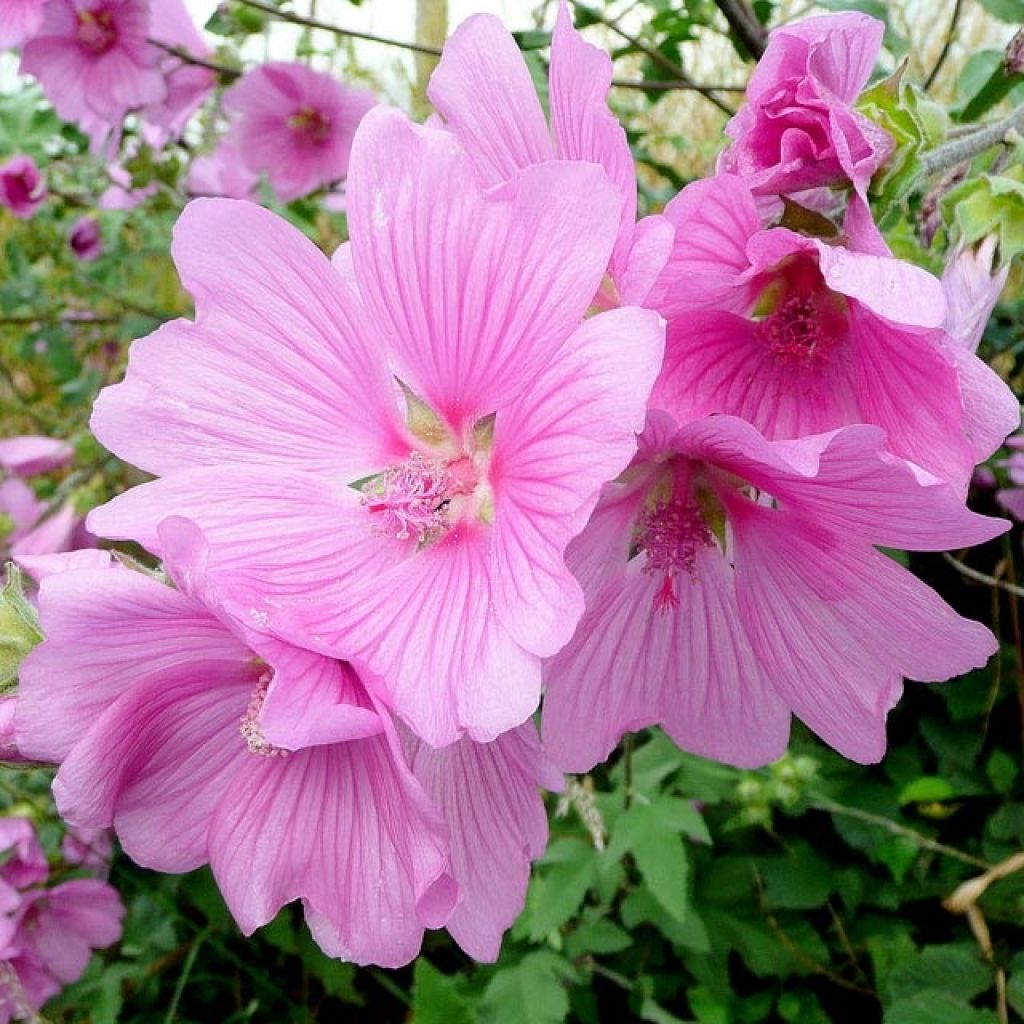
[
  {"left": 758, "top": 292, "right": 844, "bottom": 366},
  {"left": 77, "top": 10, "right": 118, "bottom": 55},
  {"left": 362, "top": 452, "right": 454, "bottom": 542},
  {"left": 635, "top": 499, "right": 712, "bottom": 613},
  {"left": 239, "top": 674, "right": 288, "bottom": 758}
]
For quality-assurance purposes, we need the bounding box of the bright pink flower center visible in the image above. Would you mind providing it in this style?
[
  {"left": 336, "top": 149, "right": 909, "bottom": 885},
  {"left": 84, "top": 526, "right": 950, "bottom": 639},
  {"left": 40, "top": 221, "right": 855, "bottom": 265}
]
[
  {"left": 76, "top": 10, "right": 118, "bottom": 55},
  {"left": 239, "top": 675, "right": 288, "bottom": 758},
  {"left": 362, "top": 452, "right": 457, "bottom": 543},
  {"left": 288, "top": 106, "right": 332, "bottom": 146},
  {"left": 636, "top": 498, "right": 713, "bottom": 612}
]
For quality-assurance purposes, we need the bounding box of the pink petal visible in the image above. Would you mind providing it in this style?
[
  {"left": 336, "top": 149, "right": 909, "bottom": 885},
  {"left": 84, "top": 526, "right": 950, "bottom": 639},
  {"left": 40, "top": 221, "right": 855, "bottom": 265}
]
[
  {"left": 543, "top": 544, "right": 790, "bottom": 773},
  {"left": 18, "top": 564, "right": 248, "bottom": 764},
  {"left": 53, "top": 665, "right": 255, "bottom": 872},
  {"left": 615, "top": 214, "right": 675, "bottom": 307},
  {"left": 0, "top": 436, "right": 73, "bottom": 476},
  {"left": 346, "top": 108, "right": 621, "bottom": 431},
  {"left": 404, "top": 722, "right": 558, "bottom": 961},
  {"left": 730, "top": 502, "right": 996, "bottom": 763},
  {"left": 91, "top": 199, "right": 407, "bottom": 480},
  {"left": 490, "top": 306, "right": 664, "bottom": 656},
  {"left": 208, "top": 731, "right": 454, "bottom": 968},
  {"left": 427, "top": 14, "right": 553, "bottom": 187}
]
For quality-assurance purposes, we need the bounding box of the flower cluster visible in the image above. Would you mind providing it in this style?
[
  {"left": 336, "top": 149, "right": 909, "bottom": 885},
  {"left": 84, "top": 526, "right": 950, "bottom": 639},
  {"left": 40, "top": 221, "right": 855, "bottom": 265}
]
[
  {"left": 4, "top": 1, "right": 1019, "bottom": 974},
  {"left": 0, "top": 817, "right": 123, "bottom": 1023}
]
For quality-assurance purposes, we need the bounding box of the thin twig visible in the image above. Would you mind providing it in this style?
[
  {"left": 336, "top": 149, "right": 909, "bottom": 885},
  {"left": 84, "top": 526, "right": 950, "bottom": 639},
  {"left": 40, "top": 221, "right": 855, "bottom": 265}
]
[
  {"left": 713, "top": 0, "right": 767, "bottom": 60},
  {"left": 578, "top": 4, "right": 735, "bottom": 115},
  {"left": 149, "top": 39, "right": 242, "bottom": 80},
  {"left": 809, "top": 794, "right": 992, "bottom": 870},
  {"left": 234, "top": 0, "right": 443, "bottom": 56},
  {"left": 924, "top": 0, "right": 964, "bottom": 91},
  {"left": 921, "top": 104, "right": 1024, "bottom": 178},
  {"left": 611, "top": 77, "right": 747, "bottom": 93},
  {"left": 943, "top": 552, "right": 1024, "bottom": 600}
]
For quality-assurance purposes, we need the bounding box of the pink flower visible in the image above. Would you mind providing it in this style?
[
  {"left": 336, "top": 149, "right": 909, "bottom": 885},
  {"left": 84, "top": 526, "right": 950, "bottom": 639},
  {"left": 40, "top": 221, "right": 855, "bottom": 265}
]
[
  {"left": 0, "top": 880, "right": 123, "bottom": 1019},
  {"left": 997, "top": 433, "right": 1024, "bottom": 520},
  {"left": 0, "top": 156, "right": 46, "bottom": 220},
  {"left": 0, "top": 436, "right": 72, "bottom": 477},
  {"left": 88, "top": 108, "right": 665, "bottom": 746},
  {"left": 185, "top": 133, "right": 259, "bottom": 201},
  {"left": 69, "top": 216, "right": 102, "bottom": 261},
  {"left": 60, "top": 827, "right": 113, "bottom": 873},
  {"left": 718, "top": 12, "right": 894, "bottom": 196},
  {"left": 17, "top": 527, "right": 559, "bottom": 964},
  {"left": 428, "top": 1, "right": 673, "bottom": 307},
  {"left": 943, "top": 236, "right": 1008, "bottom": 353},
  {"left": 142, "top": 0, "right": 215, "bottom": 147},
  {"left": 646, "top": 175, "right": 1020, "bottom": 493},
  {"left": 542, "top": 412, "right": 1006, "bottom": 771},
  {"left": 221, "top": 62, "right": 376, "bottom": 202},
  {"left": 20, "top": 0, "right": 166, "bottom": 151},
  {"left": 99, "top": 163, "right": 156, "bottom": 210},
  {"left": 0, "top": 817, "right": 123, "bottom": 1022},
  {"left": 0, "top": 0, "right": 44, "bottom": 49}
]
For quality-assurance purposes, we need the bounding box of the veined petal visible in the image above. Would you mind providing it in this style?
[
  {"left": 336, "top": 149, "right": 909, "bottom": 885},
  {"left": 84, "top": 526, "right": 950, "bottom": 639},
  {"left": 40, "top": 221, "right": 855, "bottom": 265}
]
[
  {"left": 347, "top": 108, "right": 621, "bottom": 430},
  {"left": 404, "top": 722, "right": 558, "bottom": 961},
  {"left": 208, "top": 731, "right": 454, "bottom": 968},
  {"left": 427, "top": 14, "right": 553, "bottom": 186},
  {"left": 91, "top": 199, "right": 407, "bottom": 479}
]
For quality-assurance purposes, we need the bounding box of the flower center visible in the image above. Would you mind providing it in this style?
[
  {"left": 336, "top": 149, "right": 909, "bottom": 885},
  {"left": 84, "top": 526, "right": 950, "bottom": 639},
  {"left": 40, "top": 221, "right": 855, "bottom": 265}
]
[
  {"left": 77, "top": 10, "right": 118, "bottom": 55},
  {"left": 758, "top": 293, "right": 842, "bottom": 365},
  {"left": 361, "top": 452, "right": 458, "bottom": 543},
  {"left": 287, "top": 106, "right": 332, "bottom": 146},
  {"left": 635, "top": 498, "right": 713, "bottom": 612},
  {"left": 239, "top": 675, "right": 288, "bottom": 758}
]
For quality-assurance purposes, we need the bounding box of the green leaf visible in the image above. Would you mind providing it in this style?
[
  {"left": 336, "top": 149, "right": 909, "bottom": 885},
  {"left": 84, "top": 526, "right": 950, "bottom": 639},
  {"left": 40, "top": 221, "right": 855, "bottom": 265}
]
[
  {"left": 898, "top": 776, "right": 955, "bottom": 805},
  {"left": 526, "top": 837, "right": 599, "bottom": 939},
  {"left": 884, "top": 990, "right": 998, "bottom": 1024},
  {"left": 977, "top": 0, "right": 1024, "bottom": 22},
  {"left": 986, "top": 749, "right": 1017, "bottom": 794},
  {"left": 563, "top": 911, "right": 632, "bottom": 958},
  {"left": 481, "top": 952, "right": 576, "bottom": 1024},
  {"left": 757, "top": 845, "right": 834, "bottom": 909},
  {"left": 885, "top": 945, "right": 992, "bottom": 1003},
  {"left": 413, "top": 960, "right": 475, "bottom": 1024}
]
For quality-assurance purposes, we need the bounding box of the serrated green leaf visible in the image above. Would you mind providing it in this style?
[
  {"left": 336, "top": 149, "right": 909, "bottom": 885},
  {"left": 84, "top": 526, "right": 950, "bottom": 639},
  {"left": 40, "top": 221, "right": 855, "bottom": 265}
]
[
  {"left": 885, "top": 945, "right": 992, "bottom": 1003},
  {"left": 413, "top": 960, "right": 475, "bottom": 1024},
  {"left": 481, "top": 952, "right": 575, "bottom": 1024},
  {"left": 884, "top": 990, "right": 997, "bottom": 1024},
  {"left": 526, "top": 838, "right": 599, "bottom": 939}
]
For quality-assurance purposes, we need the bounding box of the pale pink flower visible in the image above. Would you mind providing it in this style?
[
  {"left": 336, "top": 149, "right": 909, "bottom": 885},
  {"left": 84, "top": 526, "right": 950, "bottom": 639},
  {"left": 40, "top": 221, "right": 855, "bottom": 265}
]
[
  {"left": 996, "top": 433, "right": 1024, "bottom": 520},
  {"left": 141, "top": 0, "right": 215, "bottom": 147},
  {"left": 69, "top": 216, "right": 101, "bottom": 261},
  {"left": 60, "top": 826, "right": 113, "bottom": 873},
  {"left": 88, "top": 108, "right": 665, "bottom": 746},
  {"left": 17, "top": 527, "right": 559, "bottom": 964},
  {"left": 0, "top": 0, "right": 45, "bottom": 48},
  {"left": 718, "top": 12, "right": 894, "bottom": 196},
  {"left": 647, "top": 175, "right": 1020, "bottom": 493},
  {"left": 542, "top": 412, "right": 1006, "bottom": 771},
  {"left": 185, "top": 132, "right": 259, "bottom": 200},
  {"left": 428, "top": 1, "right": 672, "bottom": 307},
  {"left": 0, "top": 436, "right": 72, "bottom": 477},
  {"left": 20, "top": 0, "right": 166, "bottom": 150},
  {"left": 943, "top": 236, "right": 1008, "bottom": 353},
  {"left": 99, "top": 163, "right": 156, "bottom": 209},
  {"left": 221, "top": 61, "right": 376, "bottom": 202},
  {"left": 0, "top": 817, "right": 123, "bottom": 1023},
  {"left": 0, "top": 156, "right": 46, "bottom": 220}
]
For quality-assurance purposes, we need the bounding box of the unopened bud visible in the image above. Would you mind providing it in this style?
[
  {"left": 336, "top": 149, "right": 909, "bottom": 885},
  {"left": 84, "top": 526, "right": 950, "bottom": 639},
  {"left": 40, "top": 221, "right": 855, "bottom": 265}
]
[
  {"left": 1005, "top": 29, "right": 1024, "bottom": 77},
  {"left": 0, "top": 565, "right": 43, "bottom": 691}
]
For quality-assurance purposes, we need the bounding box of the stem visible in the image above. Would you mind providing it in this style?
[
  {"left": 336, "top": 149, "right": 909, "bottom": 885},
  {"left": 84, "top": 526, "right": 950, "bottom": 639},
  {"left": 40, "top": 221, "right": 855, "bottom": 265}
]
[
  {"left": 943, "top": 552, "right": 1024, "bottom": 600},
  {"left": 808, "top": 794, "right": 992, "bottom": 870},
  {"left": 149, "top": 39, "right": 242, "bottom": 80},
  {"left": 611, "top": 77, "right": 746, "bottom": 93},
  {"left": 924, "top": 0, "right": 963, "bottom": 91},
  {"left": 577, "top": 4, "right": 735, "bottom": 115},
  {"left": 920, "top": 104, "right": 1024, "bottom": 177},
  {"left": 234, "top": 0, "right": 443, "bottom": 56},
  {"left": 713, "top": 0, "right": 767, "bottom": 60}
]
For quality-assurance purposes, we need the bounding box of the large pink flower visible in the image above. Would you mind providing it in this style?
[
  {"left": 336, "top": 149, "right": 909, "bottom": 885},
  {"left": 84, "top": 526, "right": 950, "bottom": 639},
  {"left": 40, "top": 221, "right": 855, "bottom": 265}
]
[
  {"left": 718, "top": 12, "right": 894, "bottom": 196},
  {"left": 222, "top": 62, "right": 376, "bottom": 202},
  {"left": 542, "top": 412, "right": 1007, "bottom": 772},
  {"left": 19, "top": 0, "right": 166, "bottom": 149},
  {"left": 428, "top": 1, "right": 672, "bottom": 307},
  {"left": 646, "top": 175, "right": 1019, "bottom": 492},
  {"left": 88, "top": 108, "right": 665, "bottom": 746},
  {"left": 0, "top": 156, "right": 46, "bottom": 220},
  {"left": 0, "top": 0, "right": 44, "bottom": 49},
  {"left": 17, "top": 527, "right": 559, "bottom": 965}
]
